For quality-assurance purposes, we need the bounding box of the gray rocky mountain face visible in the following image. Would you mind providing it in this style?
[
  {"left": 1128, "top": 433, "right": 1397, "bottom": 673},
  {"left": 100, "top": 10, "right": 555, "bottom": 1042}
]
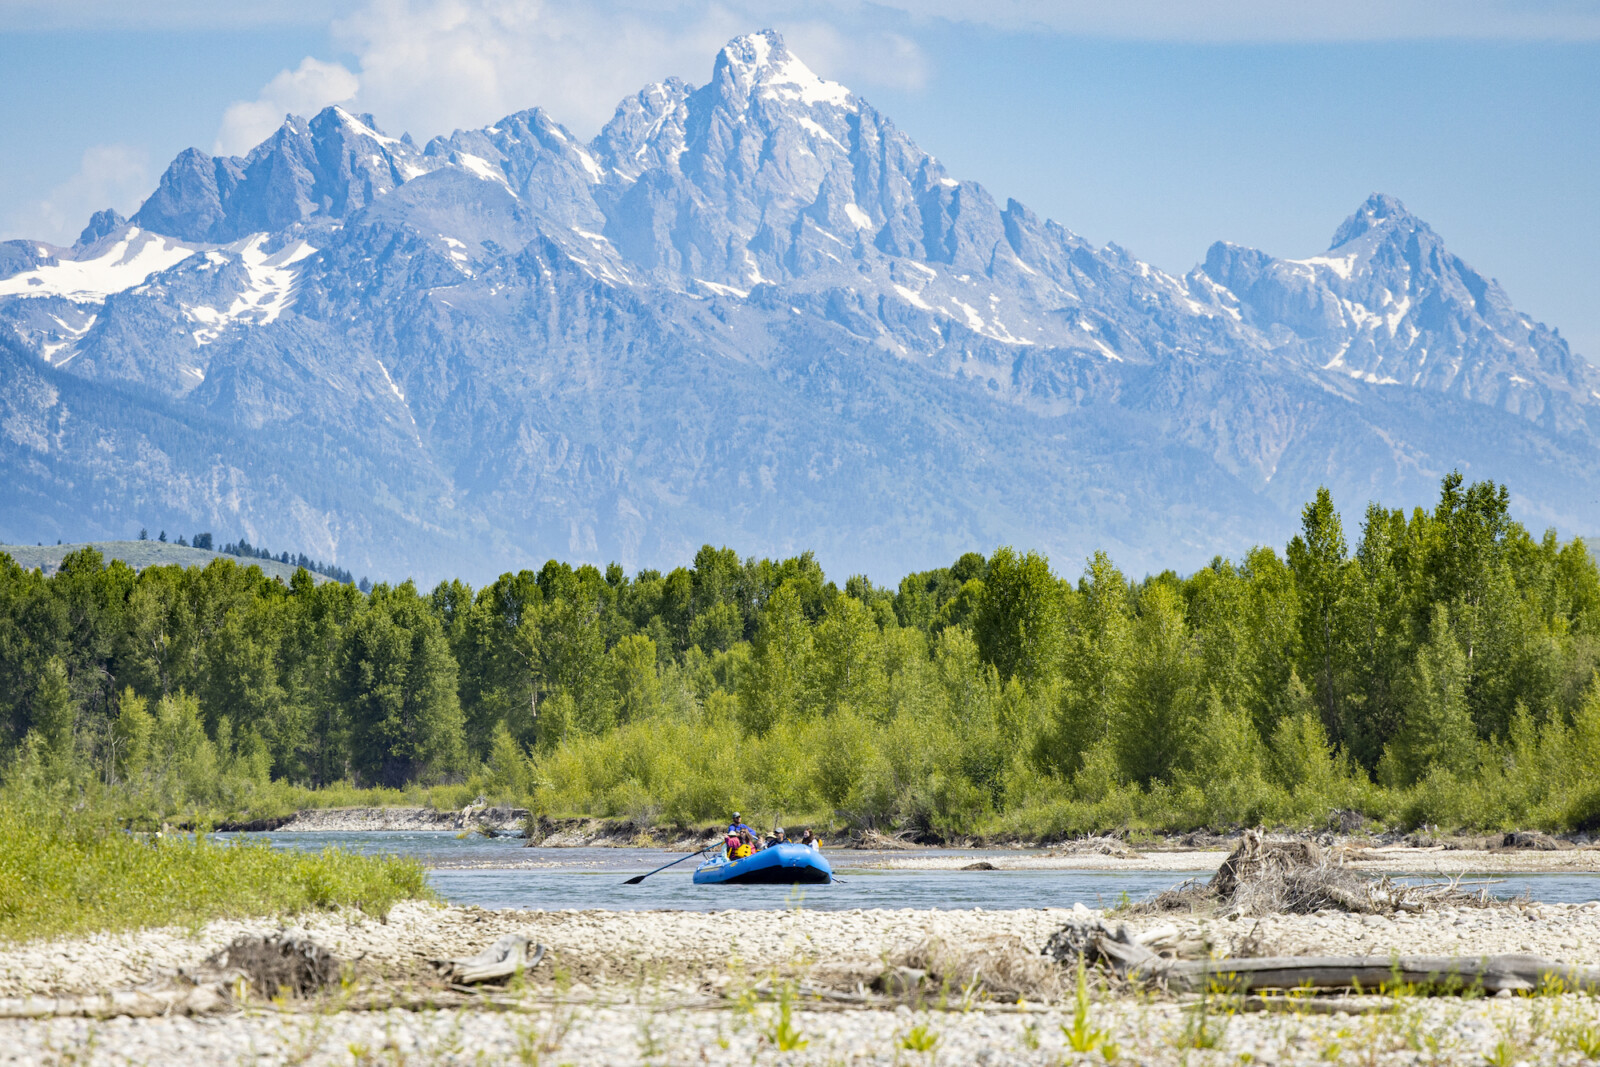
[{"left": 3, "top": 31, "right": 1598, "bottom": 585}]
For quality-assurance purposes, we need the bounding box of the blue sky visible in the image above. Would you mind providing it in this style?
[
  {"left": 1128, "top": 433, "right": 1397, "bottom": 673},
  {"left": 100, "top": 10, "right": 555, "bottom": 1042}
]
[{"left": 2, "top": 0, "right": 1597, "bottom": 359}]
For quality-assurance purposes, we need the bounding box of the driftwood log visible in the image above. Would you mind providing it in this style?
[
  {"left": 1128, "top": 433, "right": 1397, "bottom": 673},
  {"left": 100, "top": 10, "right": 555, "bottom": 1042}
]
[
  {"left": 1043, "top": 914, "right": 1600, "bottom": 995},
  {"left": 1156, "top": 954, "right": 1600, "bottom": 994},
  {"left": 437, "top": 935, "right": 546, "bottom": 984}
]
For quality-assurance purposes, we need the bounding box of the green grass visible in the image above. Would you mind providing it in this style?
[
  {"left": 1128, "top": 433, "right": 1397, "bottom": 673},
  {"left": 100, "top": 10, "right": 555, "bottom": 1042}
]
[
  {"left": 0, "top": 541, "right": 329, "bottom": 585},
  {"left": 0, "top": 806, "right": 431, "bottom": 942}
]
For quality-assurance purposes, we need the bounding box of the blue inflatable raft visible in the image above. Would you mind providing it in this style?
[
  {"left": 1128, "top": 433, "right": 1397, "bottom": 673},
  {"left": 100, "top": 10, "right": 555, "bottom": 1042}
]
[{"left": 693, "top": 844, "right": 833, "bottom": 885}]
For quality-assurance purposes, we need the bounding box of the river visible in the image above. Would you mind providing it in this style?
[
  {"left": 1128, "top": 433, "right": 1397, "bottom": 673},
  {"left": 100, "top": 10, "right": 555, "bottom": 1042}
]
[{"left": 221, "top": 831, "right": 1600, "bottom": 912}]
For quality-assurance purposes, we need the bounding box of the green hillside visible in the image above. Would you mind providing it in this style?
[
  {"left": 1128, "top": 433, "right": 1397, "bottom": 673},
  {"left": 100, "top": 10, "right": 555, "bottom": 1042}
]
[{"left": 0, "top": 540, "right": 332, "bottom": 585}]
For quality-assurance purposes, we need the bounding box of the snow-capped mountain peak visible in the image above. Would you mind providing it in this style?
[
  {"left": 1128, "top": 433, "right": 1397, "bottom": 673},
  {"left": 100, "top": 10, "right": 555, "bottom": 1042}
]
[
  {"left": 1198, "top": 193, "right": 1599, "bottom": 432},
  {"left": 712, "top": 29, "right": 854, "bottom": 111},
  {"left": 1330, "top": 191, "right": 1420, "bottom": 249}
]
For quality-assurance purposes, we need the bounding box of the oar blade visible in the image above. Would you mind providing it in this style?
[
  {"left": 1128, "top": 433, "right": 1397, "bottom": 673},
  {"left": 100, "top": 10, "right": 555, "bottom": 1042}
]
[{"left": 622, "top": 874, "right": 647, "bottom": 885}]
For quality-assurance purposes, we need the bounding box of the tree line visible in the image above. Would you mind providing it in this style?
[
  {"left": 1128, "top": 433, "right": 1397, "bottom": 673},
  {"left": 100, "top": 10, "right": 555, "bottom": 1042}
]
[
  {"left": 135, "top": 527, "right": 359, "bottom": 586},
  {"left": 4, "top": 471, "right": 1599, "bottom": 834}
]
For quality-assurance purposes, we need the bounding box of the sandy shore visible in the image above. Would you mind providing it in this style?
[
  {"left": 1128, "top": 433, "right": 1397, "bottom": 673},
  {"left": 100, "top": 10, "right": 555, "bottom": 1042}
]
[{"left": 5, "top": 900, "right": 1600, "bottom": 1064}]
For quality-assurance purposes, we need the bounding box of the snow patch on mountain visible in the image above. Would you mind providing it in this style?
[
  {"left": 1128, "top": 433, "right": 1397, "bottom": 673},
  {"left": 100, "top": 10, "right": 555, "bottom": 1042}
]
[
  {"left": 574, "top": 147, "right": 605, "bottom": 182},
  {"left": 452, "top": 152, "right": 511, "bottom": 189},
  {"left": 1291, "top": 252, "right": 1359, "bottom": 280},
  {"left": 186, "top": 236, "right": 317, "bottom": 345},
  {"left": 38, "top": 314, "right": 96, "bottom": 365},
  {"left": 0, "top": 229, "right": 199, "bottom": 302},
  {"left": 332, "top": 106, "right": 403, "bottom": 149},
  {"left": 696, "top": 278, "right": 749, "bottom": 299},
  {"left": 892, "top": 283, "right": 933, "bottom": 311}
]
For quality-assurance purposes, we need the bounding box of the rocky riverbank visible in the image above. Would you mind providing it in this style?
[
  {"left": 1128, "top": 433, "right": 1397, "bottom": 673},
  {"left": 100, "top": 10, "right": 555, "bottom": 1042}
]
[
  {"left": 273, "top": 806, "right": 529, "bottom": 833},
  {"left": 5, "top": 899, "right": 1600, "bottom": 1064}
]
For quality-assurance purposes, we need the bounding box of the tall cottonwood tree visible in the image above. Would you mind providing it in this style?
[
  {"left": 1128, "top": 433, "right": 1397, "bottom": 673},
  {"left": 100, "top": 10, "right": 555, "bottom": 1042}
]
[
  {"left": 339, "top": 582, "right": 465, "bottom": 786},
  {"left": 1287, "top": 487, "right": 1350, "bottom": 748}
]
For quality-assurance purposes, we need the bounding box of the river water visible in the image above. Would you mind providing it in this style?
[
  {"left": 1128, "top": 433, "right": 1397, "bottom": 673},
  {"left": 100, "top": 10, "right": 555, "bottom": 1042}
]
[{"left": 220, "top": 831, "right": 1600, "bottom": 912}]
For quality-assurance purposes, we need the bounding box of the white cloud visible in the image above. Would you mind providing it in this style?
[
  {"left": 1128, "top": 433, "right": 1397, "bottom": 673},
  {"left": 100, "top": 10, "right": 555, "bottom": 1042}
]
[
  {"left": 329, "top": 0, "right": 747, "bottom": 138},
  {"left": 215, "top": 57, "right": 361, "bottom": 156},
  {"left": 1, "top": 144, "right": 151, "bottom": 246},
  {"left": 209, "top": 0, "right": 935, "bottom": 154},
  {"left": 783, "top": 21, "right": 930, "bottom": 93}
]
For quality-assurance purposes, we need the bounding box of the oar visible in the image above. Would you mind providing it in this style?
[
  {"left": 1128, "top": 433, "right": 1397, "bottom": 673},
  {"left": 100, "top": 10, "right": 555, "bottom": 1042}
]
[{"left": 623, "top": 846, "right": 712, "bottom": 885}]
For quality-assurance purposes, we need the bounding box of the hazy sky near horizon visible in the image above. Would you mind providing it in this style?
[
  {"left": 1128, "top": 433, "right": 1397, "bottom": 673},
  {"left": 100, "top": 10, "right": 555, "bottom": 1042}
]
[{"left": 2, "top": 0, "right": 1596, "bottom": 360}]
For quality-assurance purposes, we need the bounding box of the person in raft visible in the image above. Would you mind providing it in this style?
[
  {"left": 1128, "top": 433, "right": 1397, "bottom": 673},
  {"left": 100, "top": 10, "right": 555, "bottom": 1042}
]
[
  {"left": 764, "top": 827, "right": 788, "bottom": 848},
  {"left": 731, "top": 828, "right": 757, "bottom": 859},
  {"left": 728, "top": 811, "right": 754, "bottom": 836},
  {"left": 798, "top": 829, "right": 818, "bottom": 849}
]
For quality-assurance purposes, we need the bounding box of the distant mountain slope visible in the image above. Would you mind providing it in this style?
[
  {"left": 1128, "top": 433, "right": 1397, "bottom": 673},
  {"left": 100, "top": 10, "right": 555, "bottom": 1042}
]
[
  {"left": 0, "top": 541, "right": 332, "bottom": 584},
  {"left": 2, "top": 30, "right": 1596, "bottom": 584}
]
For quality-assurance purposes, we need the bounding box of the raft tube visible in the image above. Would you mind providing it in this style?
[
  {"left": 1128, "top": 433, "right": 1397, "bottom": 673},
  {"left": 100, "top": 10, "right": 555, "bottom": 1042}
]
[{"left": 693, "top": 843, "right": 833, "bottom": 885}]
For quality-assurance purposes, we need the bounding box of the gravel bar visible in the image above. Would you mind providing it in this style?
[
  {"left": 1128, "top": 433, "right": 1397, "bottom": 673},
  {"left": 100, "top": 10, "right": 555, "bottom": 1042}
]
[{"left": 4, "top": 900, "right": 1600, "bottom": 1064}]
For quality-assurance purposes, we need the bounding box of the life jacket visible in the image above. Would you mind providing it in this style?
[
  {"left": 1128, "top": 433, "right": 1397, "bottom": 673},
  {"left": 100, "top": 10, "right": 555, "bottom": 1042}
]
[
  {"left": 724, "top": 835, "right": 739, "bottom": 859},
  {"left": 732, "top": 841, "right": 754, "bottom": 859}
]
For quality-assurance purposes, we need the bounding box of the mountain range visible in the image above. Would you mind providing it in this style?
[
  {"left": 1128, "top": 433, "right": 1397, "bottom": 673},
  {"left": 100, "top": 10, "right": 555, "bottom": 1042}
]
[{"left": 3, "top": 30, "right": 1597, "bottom": 585}]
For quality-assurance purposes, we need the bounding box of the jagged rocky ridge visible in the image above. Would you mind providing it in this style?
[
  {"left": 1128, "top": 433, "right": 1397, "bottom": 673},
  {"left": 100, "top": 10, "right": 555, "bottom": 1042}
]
[{"left": 2, "top": 30, "right": 1597, "bottom": 583}]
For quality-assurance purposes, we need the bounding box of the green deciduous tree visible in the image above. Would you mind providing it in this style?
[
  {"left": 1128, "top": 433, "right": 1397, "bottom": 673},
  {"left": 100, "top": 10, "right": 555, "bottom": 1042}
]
[
  {"left": 1287, "top": 486, "right": 1351, "bottom": 747},
  {"left": 27, "top": 656, "right": 76, "bottom": 769},
  {"left": 1037, "top": 552, "right": 1130, "bottom": 777},
  {"left": 738, "top": 583, "right": 814, "bottom": 735},
  {"left": 1381, "top": 605, "right": 1478, "bottom": 786},
  {"left": 972, "top": 547, "right": 1062, "bottom": 682},
  {"left": 813, "top": 595, "right": 885, "bottom": 716},
  {"left": 1111, "top": 583, "right": 1200, "bottom": 786},
  {"left": 339, "top": 582, "right": 465, "bottom": 786},
  {"left": 609, "top": 633, "right": 662, "bottom": 724}
]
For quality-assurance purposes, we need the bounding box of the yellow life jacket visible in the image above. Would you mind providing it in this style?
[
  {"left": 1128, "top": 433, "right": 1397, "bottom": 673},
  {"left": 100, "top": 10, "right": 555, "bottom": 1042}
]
[{"left": 732, "top": 843, "right": 753, "bottom": 859}]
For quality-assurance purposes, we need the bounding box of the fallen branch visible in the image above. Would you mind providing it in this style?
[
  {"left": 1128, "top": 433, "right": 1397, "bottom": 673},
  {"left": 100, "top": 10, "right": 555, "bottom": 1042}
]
[
  {"left": 1155, "top": 954, "right": 1600, "bottom": 995},
  {"left": 0, "top": 985, "right": 230, "bottom": 1019},
  {"left": 1043, "top": 911, "right": 1600, "bottom": 996}
]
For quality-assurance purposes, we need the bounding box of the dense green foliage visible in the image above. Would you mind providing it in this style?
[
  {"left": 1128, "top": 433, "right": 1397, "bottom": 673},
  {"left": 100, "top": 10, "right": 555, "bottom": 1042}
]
[{"left": 3, "top": 472, "right": 1600, "bottom": 836}]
